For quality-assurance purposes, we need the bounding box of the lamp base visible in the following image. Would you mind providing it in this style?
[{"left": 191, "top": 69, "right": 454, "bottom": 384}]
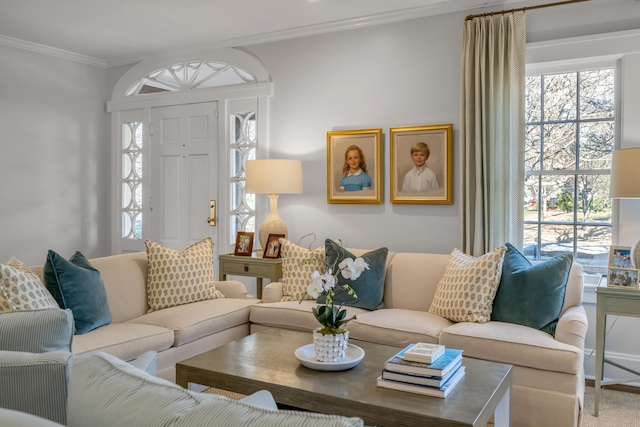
[
  {"left": 259, "top": 214, "right": 288, "bottom": 251},
  {"left": 632, "top": 238, "right": 640, "bottom": 269},
  {"left": 257, "top": 194, "right": 288, "bottom": 250}
]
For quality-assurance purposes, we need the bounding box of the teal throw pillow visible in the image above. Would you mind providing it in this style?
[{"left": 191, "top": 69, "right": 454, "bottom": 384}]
[
  {"left": 43, "top": 250, "right": 111, "bottom": 334},
  {"left": 491, "top": 243, "right": 573, "bottom": 336},
  {"left": 317, "top": 239, "right": 388, "bottom": 311}
]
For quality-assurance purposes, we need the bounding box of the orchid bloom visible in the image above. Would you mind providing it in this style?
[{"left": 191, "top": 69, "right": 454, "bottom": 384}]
[
  {"left": 321, "top": 270, "right": 335, "bottom": 290},
  {"left": 306, "top": 271, "right": 325, "bottom": 298},
  {"left": 339, "top": 257, "right": 369, "bottom": 280}
]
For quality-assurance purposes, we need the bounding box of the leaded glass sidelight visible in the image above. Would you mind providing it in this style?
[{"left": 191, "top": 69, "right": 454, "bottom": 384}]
[
  {"left": 125, "top": 61, "right": 256, "bottom": 96},
  {"left": 122, "top": 122, "right": 143, "bottom": 239},
  {"left": 229, "top": 112, "right": 257, "bottom": 244}
]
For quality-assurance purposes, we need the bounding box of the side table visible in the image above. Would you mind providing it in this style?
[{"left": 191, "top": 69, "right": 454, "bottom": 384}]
[
  {"left": 594, "top": 285, "right": 640, "bottom": 416},
  {"left": 218, "top": 252, "right": 282, "bottom": 299}
]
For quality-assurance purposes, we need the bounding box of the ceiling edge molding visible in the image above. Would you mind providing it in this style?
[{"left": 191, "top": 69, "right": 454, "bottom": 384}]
[
  {"left": 0, "top": 34, "right": 106, "bottom": 68},
  {"left": 106, "top": 0, "right": 509, "bottom": 68}
]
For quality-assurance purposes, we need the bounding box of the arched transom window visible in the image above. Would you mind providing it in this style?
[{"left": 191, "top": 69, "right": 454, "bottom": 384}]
[{"left": 125, "top": 61, "right": 257, "bottom": 96}]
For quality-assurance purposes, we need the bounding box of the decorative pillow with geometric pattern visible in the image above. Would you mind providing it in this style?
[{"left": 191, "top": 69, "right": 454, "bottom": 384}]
[
  {"left": 145, "top": 237, "right": 224, "bottom": 313},
  {"left": 0, "top": 257, "right": 59, "bottom": 312},
  {"left": 280, "top": 239, "right": 325, "bottom": 302},
  {"left": 428, "top": 246, "right": 506, "bottom": 323}
]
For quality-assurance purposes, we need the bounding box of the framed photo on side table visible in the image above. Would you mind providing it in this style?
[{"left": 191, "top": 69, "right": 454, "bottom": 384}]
[
  {"left": 234, "top": 232, "right": 254, "bottom": 256},
  {"left": 390, "top": 124, "right": 453, "bottom": 204},
  {"left": 607, "top": 267, "right": 639, "bottom": 289},
  {"left": 609, "top": 246, "right": 632, "bottom": 268},
  {"left": 607, "top": 245, "right": 638, "bottom": 289},
  {"left": 327, "top": 128, "right": 383, "bottom": 204},
  {"left": 263, "top": 234, "right": 285, "bottom": 259}
]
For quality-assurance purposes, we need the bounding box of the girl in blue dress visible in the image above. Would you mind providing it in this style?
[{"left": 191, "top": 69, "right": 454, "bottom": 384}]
[{"left": 339, "top": 145, "right": 372, "bottom": 191}]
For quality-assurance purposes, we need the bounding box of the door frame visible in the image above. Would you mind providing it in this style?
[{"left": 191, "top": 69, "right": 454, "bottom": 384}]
[{"left": 108, "top": 47, "right": 272, "bottom": 256}]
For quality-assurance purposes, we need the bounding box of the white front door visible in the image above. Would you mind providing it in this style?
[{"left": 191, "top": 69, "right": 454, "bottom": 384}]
[{"left": 150, "top": 102, "right": 219, "bottom": 255}]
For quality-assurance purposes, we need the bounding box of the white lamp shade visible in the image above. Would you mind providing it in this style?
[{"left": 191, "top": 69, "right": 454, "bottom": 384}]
[
  {"left": 245, "top": 159, "right": 303, "bottom": 249},
  {"left": 610, "top": 147, "right": 640, "bottom": 198},
  {"left": 246, "top": 160, "right": 303, "bottom": 194},
  {"left": 610, "top": 147, "right": 640, "bottom": 269}
]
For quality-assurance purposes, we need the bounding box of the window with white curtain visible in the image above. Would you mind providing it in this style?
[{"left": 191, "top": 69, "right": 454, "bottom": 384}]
[{"left": 523, "top": 63, "right": 616, "bottom": 274}]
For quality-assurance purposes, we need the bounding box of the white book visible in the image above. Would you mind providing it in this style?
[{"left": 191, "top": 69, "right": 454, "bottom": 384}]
[
  {"left": 376, "top": 366, "right": 465, "bottom": 398},
  {"left": 403, "top": 342, "right": 445, "bottom": 364}
]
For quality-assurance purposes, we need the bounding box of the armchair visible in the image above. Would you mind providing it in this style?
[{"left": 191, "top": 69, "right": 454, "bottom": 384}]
[{"left": 0, "top": 309, "right": 74, "bottom": 424}]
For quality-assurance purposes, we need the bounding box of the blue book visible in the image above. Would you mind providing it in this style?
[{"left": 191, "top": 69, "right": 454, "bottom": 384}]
[{"left": 384, "top": 344, "right": 463, "bottom": 377}]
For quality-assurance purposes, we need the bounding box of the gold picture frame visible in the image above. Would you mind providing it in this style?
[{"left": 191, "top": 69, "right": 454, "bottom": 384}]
[
  {"left": 390, "top": 124, "right": 453, "bottom": 204},
  {"left": 327, "top": 128, "right": 383, "bottom": 204}
]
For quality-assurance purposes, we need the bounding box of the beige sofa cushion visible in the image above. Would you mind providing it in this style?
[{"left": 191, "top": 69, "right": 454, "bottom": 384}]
[
  {"left": 80, "top": 252, "right": 149, "bottom": 323},
  {"left": 348, "top": 308, "right": 453, "bottom": 348},
  {"left": 250, "top": 300, "right": 367, "bottom": 332},
  {"left": 439, "top": 321, "right": 583, "bottom": 375},
  {"left": 72, "top": 322, "right": 173, "bottom": 362},
  {"left": 429, "top": 247, "right": 506, "bottom": 323},
  {"left": 129, "top": 298, "right": 259, "bottom": 347}
]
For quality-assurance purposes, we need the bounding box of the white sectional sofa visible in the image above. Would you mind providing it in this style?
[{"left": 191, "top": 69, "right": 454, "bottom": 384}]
[
  {"left": 249, "top": 248, "right": 588, "bottom": 427},
  {"left": 29, "top": 252, "right": 260, "bottom": 381}
]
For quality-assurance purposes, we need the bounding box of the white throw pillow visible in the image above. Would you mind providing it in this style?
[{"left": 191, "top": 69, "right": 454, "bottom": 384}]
[
  {"left": 145, "top": 237, "right": 224, "bottom": 313},
  {"left": 279, "top": 239, "right": 325, "bottom": 302},
  {"left": 428, "top": 246, "right": 506, "bottom": 323},
  {"left": 0, "top": 258, "right": 58, "bottom": 312}
]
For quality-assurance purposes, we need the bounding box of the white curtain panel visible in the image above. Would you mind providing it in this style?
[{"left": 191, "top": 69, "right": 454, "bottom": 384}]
[{"left": 459, "top": 11, "right": 526, "bottom": 256}]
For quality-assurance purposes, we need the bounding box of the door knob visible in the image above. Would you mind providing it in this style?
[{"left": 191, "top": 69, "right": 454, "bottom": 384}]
[{"left": 207, "top": 200, "right": 216, "bottom": 226}]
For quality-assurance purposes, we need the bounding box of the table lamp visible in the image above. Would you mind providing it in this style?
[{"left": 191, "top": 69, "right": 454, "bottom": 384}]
[
  {"left": 246, "top": 159, "right": 303, "bottom": 250},
  {"left": 610, "top": 147, "right": 640, "bottom": 268}
]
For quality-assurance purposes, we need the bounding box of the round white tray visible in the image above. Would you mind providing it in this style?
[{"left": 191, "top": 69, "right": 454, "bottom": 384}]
[{"left": 294, "top": 343, "right": 365, "bottom": 371}]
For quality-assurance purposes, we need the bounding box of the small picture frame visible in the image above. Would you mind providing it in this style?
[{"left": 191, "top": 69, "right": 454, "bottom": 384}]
[
  {"left": 234, "top": 232, "right": 254, "bottom": 256},
  {"left": 609, "top": 246, "right": 632, "bottom": 269},
  {"left": 607, "top": 266, "right": 639, "bottom": 289},
  {"left": 390, "top": 124, "right": 453, "bottom": 204},
  {"left": 263, "top": 234, "right": 285, "bottom": 259},
  {"left": 327, "top": 128, "right": 383, "bottom": 204}
]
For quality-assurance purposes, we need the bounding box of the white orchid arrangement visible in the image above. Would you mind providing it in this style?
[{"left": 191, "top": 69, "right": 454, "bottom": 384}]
[{"left": 299, "top": 241, "right": 369, "bottom": 335}]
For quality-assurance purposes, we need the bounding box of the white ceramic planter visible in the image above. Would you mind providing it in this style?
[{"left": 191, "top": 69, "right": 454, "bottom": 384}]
[{"left": 312, "top": 327, "right": 349, "bottom": 362}]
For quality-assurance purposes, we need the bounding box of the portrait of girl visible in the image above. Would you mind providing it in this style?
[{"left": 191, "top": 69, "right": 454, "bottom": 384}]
[
  {"left": 339, "top": 145, "right": 372, "bottom": 192},
  {"left": 326, "top": 128, "right": 382, "bottom": 204}
]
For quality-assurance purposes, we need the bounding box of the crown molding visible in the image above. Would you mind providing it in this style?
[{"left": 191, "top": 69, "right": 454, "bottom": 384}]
[
  {"left": 0, "top": 34, "right": 106, "bottom": 67},
  {"left": 106, "top": 1, "right": 506, "bottom": 68}
]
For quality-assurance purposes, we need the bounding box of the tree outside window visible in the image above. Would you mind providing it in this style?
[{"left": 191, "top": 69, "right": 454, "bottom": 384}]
[{"left": 524, "top": 68, "right": 615, "bottom": 273}]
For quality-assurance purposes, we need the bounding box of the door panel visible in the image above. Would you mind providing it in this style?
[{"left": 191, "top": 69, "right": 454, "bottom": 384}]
[{"left": 151, "top": 102, "right": 218, "bottom": 254}]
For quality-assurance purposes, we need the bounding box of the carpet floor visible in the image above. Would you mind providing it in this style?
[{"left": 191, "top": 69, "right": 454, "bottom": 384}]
[
  {"left": 582, "top": 386, "right": 640, "bottom": 427},
  {"left": 205, "top": 385, "right": 639, "bottom": 426}
]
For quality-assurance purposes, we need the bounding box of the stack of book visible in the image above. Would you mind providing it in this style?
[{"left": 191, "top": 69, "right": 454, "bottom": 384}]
[{"left": 376, "top": 342, "right": 465, "bottom": 398}]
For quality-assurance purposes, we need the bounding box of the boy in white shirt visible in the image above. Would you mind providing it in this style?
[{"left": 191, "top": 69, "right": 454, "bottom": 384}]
[{"left": 401, "top": 142, "right": 439, "bottom": 192}]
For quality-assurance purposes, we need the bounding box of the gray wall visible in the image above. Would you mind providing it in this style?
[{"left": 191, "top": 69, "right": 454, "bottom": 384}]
[{"left": 0, "top": 44, "right": 109, "bottom": 265}]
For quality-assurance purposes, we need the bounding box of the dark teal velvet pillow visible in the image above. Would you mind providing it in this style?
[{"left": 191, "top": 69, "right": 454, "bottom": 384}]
[
  {"left": 43, "top": 250, "right": 112, "bottom": 335},
  {"left": 317, "top": 239, "right": 388, "bottom": 311},
  {"left": 491, "top": 243, "right": 573, "bottom": 336}
]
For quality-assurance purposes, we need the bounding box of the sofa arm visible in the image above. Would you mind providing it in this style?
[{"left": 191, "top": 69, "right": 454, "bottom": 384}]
[
  {"left": 0, "top": 350, "right": 72, "bottom": 425},
  {"left": 262, "top": 282, "right": 283, "bottom": 303},
  {"left": 555, "top": 305, "right": 588, "bottom": 351},
  {"left": 214, "top": 280, "right": 248, "bottom": 299}
]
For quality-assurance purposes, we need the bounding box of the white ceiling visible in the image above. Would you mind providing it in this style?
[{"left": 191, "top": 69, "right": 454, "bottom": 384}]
[{"left": 0, "top": 0, "right": 548, "bottom": 66}]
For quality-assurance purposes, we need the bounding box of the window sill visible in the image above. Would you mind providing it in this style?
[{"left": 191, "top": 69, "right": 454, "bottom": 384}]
[{"left": 583, "top": 273, "right": 604, "bottom": 305}]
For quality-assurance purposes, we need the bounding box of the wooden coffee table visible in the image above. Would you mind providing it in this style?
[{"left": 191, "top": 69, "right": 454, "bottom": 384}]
[{"left": 176, "top": 329, "right": 512, "bottom": 427}]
